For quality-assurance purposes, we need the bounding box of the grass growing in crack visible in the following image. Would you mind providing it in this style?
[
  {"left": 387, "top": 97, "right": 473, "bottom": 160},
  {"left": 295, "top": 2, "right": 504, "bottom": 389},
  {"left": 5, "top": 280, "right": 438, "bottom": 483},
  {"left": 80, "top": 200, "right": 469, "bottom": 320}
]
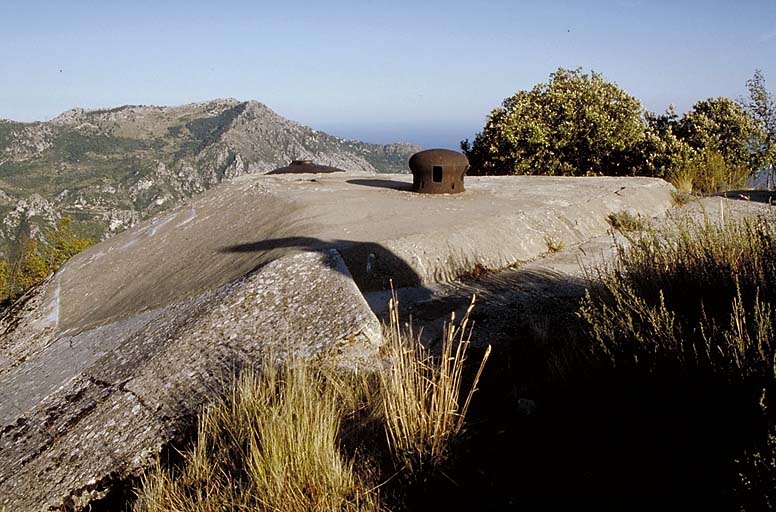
[
  {"left": 543, "top": 234, "right": 564, "bottom": 254},
  {"left": 134, "top": 298, "right": 490, "bottom": 511},
  {"left": 606, "top": 210, "right": 648, "bottom": 232}
]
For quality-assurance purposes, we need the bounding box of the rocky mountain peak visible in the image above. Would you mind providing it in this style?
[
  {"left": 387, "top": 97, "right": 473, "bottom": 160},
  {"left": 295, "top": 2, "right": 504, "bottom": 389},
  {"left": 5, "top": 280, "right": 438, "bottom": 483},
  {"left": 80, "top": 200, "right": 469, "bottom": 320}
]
[{"left": 0, "top": 99, "right": 422, "bottom": 258}]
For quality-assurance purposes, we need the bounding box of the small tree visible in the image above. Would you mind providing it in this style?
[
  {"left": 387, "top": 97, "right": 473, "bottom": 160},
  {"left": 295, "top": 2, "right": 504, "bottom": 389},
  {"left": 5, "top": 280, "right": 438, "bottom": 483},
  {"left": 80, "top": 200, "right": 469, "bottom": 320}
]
[
  {"left": 640, "top": 105, "right": 694, "bottom": 180},
  {"left": 462, "top": 67, "right": 648, "bottom": 176},
  {"left": 674, "top": 97, "right": 768, "bottom": 179},
  {"left": 741, "top": 70, "right": 776, "bottom": 188}
]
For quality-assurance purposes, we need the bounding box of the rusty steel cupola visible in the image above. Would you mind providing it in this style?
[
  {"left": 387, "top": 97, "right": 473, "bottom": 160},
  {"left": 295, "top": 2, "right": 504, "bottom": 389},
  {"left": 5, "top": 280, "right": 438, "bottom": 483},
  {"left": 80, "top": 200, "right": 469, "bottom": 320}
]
[{"left": 409, "top": 149, "right": 469, "bottom": 194}]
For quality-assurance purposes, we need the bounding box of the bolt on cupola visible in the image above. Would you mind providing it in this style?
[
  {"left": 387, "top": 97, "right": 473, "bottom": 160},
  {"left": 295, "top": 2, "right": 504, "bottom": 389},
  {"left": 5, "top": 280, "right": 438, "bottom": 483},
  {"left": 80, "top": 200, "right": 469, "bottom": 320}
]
[{"left": 409, "top": 149, "right": 469, "bottom": 194}]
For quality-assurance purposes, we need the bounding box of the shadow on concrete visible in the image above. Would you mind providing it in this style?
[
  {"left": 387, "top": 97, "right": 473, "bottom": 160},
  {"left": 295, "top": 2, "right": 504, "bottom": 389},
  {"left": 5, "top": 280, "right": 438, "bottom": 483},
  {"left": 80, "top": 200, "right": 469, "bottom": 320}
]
[
  {"left": 221, "top": 236, "right": 421, "bottom": 291},
  {"left": 346, "top": 178, "right": 413, "bottom": 191},
  {"left": 368, "top": 265, "right": 588, "bottom": 350},
  {"left": 716, "top": 189, "right": 776, "bottom": 204}
]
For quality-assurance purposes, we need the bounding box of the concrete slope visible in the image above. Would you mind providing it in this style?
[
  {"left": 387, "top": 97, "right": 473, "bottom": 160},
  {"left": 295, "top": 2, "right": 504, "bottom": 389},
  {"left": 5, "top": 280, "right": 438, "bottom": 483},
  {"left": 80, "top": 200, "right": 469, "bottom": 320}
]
[
  {"left": 0, "top": 173, "right": 675, "bottom": 510},
  {"left": 31, "top": 173, "right": 672, "bottom": 337}
]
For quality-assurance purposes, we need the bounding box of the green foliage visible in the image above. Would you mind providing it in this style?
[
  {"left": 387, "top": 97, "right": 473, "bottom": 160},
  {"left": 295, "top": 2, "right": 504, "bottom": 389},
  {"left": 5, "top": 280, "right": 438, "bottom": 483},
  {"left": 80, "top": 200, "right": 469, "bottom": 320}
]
[
  {"left": 184, "top": 103, "right": 246, "bottom": 153},
  {"left": 0, "top": 121, "right": 23, "bottom": 150},
  {"left": 53, "top": 131, "right": 155, "bottom": 162},
  {"left": 0, "top": 217, "right": 93, "bottom": 302},
  {"left": 464, "top": 68, "right": 769, "bottom": 190},
  {"left": 463, "top": 67, "right": 647, "bottom": 176},
  {"left": 45, "top": 217, "right": 94, "bottom": 268},
  {"left": 674, "top": 97, "right": 769, "bottom": 173},
  {"left": 742, "top": 70, "right": 776, "bottom": 187},
  {"left": 640, "top": 106, "right": 695, "bottom": 179}
]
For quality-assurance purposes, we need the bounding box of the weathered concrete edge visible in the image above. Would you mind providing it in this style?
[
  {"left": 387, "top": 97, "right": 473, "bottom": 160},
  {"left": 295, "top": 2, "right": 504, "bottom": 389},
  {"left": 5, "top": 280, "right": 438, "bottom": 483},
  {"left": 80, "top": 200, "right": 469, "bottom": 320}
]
[
  {"left": 343, "top": 179, "right": 675, "bottom": 290},
  {"left": 0, "top": 249, "right": 383, "bottom": 511}
]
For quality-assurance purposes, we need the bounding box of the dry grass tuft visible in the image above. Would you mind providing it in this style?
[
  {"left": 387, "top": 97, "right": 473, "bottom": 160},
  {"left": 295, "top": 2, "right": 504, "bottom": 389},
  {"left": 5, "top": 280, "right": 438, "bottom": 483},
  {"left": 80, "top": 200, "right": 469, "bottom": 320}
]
[
  {"left": 134, "top": 361, "right": 376, "bottom": 512},
  {"left": 134, "top": 297, "right": 491, "bottom": 511},
  {"left": 543, "top": 234, "right": 564, "bottom": 254},
  {"left": 380, "top": 294, "right": 491, "bottom": 472},
  {"left": 670, "top": 189, "right": 695, "bottom": 206},
  {"left": 668, "top": 149, "right": 751, "bottom": 194}
]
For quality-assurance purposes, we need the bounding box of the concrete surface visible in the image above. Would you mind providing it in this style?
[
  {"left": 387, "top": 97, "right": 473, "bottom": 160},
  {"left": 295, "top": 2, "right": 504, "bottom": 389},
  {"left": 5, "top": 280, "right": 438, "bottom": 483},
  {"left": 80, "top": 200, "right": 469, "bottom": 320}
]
[{"left": 0, "top": 172, "right": 678, "bottom": 510}]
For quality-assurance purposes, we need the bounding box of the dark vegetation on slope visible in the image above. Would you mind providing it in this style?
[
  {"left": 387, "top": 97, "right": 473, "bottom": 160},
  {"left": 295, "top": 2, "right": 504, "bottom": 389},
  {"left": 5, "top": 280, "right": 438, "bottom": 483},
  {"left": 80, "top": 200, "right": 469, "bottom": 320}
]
[{"left": 446, "top": 216, "right": 776, "bottom": 509}]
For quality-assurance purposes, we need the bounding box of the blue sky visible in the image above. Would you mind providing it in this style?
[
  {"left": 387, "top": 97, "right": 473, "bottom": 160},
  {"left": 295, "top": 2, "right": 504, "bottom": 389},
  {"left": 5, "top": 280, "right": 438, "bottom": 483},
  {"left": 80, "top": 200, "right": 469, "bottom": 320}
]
[{"left": 1, "top": 0, "right": 775, "bottom": 149}]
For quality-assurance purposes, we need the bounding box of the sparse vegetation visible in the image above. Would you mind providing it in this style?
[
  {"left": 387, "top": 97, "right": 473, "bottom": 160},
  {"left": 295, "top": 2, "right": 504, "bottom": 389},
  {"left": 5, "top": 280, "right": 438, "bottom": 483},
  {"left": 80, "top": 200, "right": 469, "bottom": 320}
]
[
  {"left": 578, "top": 216, "right": 776, "bottom": 506},
  {"left": 543, "top": 234, "right": 564, "bottom": 253},
  {"left": 606, "top": 210, "right": 647, "bottom": 232},
  {"left": 0, "top": 101, "right": 419, "bottom": 263},
  {"left": 0, "top": 217, "right": 92, "bottom": 302},
  {"left": 134, "top": 297, "right": 490, "bottom": 512}
]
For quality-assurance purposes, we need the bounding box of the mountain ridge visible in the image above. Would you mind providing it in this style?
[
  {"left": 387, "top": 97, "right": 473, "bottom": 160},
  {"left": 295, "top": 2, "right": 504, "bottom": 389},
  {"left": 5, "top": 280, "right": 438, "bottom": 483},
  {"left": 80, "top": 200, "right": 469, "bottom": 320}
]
[{"left": 0, "top": 99, "right": 421, "bottom": 257}]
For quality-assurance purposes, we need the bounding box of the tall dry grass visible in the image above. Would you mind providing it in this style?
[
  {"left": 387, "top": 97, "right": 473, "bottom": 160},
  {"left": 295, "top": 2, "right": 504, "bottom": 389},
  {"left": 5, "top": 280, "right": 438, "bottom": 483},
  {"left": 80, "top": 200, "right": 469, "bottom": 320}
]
[
  {"left": 134, "top": 362, "right": 376, "bottom": 512},
  {"left": 134, "top": 296, "right": 490, "bottom": 511},
  {"left": 668, "top": 149, "right": 751, "bottom": 194},
  {"left": 380, "top": 294, "right": 491, "bottom": 472},
  {"left": 578, "top": 214, "right": 776, "bottom": 505}
]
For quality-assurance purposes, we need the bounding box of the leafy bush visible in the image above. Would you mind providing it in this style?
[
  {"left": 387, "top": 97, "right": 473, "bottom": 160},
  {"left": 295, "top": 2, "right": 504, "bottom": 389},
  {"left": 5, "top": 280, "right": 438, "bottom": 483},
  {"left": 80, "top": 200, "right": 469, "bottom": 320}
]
[
  {"left": 462, "top": 67, "right": 647, "bottom": 176},
  {"left": 675, "top": 97, "right": 769, "bottom": 174},
  {"left": 464, "top": 68, "right": 769, "bottom": 190}
]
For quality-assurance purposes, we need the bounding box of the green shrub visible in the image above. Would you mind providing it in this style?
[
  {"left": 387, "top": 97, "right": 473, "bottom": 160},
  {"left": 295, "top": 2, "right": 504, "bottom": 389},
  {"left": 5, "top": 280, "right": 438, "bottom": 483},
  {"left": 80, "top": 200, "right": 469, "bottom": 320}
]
[
  {"left": 464, "top": 70, "right": 768, "bottom": 182},
  {"left": 462, "top": 67, "right": 647, "bottom": 176}
]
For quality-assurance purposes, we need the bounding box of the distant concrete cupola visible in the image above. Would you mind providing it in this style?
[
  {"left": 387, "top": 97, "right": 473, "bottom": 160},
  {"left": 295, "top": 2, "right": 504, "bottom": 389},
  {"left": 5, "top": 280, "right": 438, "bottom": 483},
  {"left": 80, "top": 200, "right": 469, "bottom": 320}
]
[
  {"left": 409, "top": 149, "right": 469, "bottom": 194},
  {"left": 267, "top": 160, "right": 346, "bottom": 174}
]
